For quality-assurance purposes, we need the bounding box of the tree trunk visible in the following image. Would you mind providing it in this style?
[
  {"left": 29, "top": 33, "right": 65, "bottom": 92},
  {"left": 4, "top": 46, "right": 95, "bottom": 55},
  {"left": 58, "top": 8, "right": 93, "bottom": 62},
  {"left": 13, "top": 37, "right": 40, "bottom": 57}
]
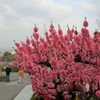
[
  {"left": 70, "top": 93, "right": 76, "bottom": 100},
  {"left": 56, "top": 91, "right": 64, "bottom": 100}
]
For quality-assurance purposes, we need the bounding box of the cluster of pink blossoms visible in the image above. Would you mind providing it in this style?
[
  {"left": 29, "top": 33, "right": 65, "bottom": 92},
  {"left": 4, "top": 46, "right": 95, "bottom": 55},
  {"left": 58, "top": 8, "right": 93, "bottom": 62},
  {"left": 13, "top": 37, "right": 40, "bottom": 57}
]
[{"left": 13, "top": 18, "right": 100, "bottom": 100}]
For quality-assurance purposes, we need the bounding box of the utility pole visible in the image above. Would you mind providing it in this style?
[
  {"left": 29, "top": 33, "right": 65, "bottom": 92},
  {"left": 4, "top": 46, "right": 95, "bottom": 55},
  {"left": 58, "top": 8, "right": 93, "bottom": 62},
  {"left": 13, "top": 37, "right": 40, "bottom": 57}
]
[{"left": 44, "top": 24, "right": 45, "bottom": 40}]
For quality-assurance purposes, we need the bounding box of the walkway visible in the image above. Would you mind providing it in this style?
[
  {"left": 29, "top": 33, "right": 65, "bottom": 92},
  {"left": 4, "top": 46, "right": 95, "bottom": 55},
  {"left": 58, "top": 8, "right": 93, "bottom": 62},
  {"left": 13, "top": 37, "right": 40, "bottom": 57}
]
[
  {"left": 0, "top": 72, "right": 33, "bottom": 100},
  {"left": 14, "top": 85, "right": 33, "bottom": 100}
]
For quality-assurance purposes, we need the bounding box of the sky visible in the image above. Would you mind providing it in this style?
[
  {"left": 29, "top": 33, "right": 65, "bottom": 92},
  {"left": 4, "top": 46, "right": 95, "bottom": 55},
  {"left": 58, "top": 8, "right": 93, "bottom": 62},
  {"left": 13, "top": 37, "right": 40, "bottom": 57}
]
[{"left": 0, "top": 0, "right": 100, "bottom": 50}]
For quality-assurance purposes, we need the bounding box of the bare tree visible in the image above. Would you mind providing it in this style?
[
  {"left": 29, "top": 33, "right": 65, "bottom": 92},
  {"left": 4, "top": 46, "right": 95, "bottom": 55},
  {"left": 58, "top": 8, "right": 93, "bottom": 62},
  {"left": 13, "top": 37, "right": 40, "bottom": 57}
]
[{"left": 96, "top": 12, "right": 100, "bottom": 31}]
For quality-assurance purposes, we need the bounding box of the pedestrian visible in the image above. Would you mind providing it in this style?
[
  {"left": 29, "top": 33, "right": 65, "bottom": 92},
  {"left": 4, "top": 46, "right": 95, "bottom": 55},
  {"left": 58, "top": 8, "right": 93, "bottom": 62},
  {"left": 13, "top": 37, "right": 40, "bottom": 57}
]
[
  {"left": 5, "top": 65, "right": 11, "bottom": 82},
  {"left": 18, "top": 68, "right": 25, "bottom": 83}
]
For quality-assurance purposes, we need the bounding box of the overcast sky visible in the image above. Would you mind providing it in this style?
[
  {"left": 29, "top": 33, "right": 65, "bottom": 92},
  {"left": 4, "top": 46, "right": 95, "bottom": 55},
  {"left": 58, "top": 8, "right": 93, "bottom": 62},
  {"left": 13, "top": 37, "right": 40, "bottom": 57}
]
[{"left": 0, "top": 0, "right": 100, "bottom": 50}]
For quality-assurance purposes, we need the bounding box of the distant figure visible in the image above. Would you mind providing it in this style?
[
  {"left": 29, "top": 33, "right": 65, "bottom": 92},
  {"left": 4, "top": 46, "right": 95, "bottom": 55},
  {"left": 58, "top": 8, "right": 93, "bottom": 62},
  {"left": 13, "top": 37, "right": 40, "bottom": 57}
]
[
  {"left": 5, "top": 65, "right": 11, "bottom": 82},
  {"left": 18, "top": 69, "right": 25, "bottom": 83}
]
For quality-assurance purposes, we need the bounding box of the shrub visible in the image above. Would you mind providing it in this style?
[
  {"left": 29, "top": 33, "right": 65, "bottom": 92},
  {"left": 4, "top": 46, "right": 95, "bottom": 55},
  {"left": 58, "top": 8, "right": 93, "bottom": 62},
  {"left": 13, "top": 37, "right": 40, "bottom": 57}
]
[{"left": 30, "top": 92, "right": 44, "bottom": 100}]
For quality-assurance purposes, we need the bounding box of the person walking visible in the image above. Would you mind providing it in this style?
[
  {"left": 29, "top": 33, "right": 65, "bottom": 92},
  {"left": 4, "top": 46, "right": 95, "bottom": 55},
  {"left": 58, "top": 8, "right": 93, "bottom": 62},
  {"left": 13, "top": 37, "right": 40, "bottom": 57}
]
[
  {"left": 5, "top": 65, "right": 11, "bottom": 82},
  {"left": 18, "top": 69, "right": 25, "bottom": 83}
]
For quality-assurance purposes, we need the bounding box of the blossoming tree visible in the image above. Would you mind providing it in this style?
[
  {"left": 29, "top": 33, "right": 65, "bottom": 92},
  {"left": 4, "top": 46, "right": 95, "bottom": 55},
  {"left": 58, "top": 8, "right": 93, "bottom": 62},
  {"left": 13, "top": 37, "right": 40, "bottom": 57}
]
[{"left": 13, "top": 18, "right": 100, "bottom": 100}]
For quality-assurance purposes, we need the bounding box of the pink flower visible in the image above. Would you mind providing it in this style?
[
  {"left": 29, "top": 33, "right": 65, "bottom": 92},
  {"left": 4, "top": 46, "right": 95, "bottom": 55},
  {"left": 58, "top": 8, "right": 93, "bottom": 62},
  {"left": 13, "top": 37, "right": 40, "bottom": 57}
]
[
  {"left": 42, "top": 56, "right": 47, "bottom": 61},
  {"left": 48, "top": 82, "right": 55, "bottom": 88},
  {"left": 50, "top": 24, "right": 54, "bottom": 29},
  {"left": 26, "top": 45, "right": 32, "bottom": 53},
  {"left": 85, "top": 75, "right": 91, "bottom": 83},
  {"left": 60, "top": 36, "right": 64, "bottom": 41},
  {"left": 51, "top": 96, "right": 56, "bottom": 99},
  {"left": 65, "top": 77, "right": 69, "bottom": 82},
  {"left": 96, "top": 90, "right": 100, "bottom": 97},
  {"left": 64, "top": 95, "right": 71, "bottom": 99},
  {"left": 31, "top": 40, "right": 37, "bottom": 47},
  {"left": 15, "top": 55, "right": 22, "bottom": 62},
  {"left": 19, "top": 46, "right": 26, "bottom": 52},
  {"left": 51, "top": 89, "right": 57, "bottom": 95},
  {"left": 81, "top": 28, "right": 89, "bottom": 37},
  {"left": 68, "top": 66, "right": 74, "bottom": 72},
  {"left": 74, "top": 77, "right": 80, "bottom": 82},
  {"left": 43, "top": 42, "right": 48, "bottom": 48},
  {"left": 97, "top": 59, "right": 100, "bottom": 66},
  {"left": 15, "top": 42, "right": 20, "bottom": 47},
  {"left": 49, "top": 29, "right": 52, "bottom": 33},
  {"left": 45, "top": 31, "right": 48, "bottom": 36},
  {"left": 15, "top": 49, "right": 19, "bottom": 55},
  {"left": 57, "top": 85, "right": 62, "bottom": 92},
  {"left": 83, "top": 20, "right": 88, "bottom": 27},
  {"left": 22, "top": 42, "right": 26, "bottom": 46},
  {"left": 33, "top": 32, "right": 36, "bottom": 37},
  {"left": 51, "top": 30, "right": 56, "bottom": 36},
  {"left": 92, "top": 86, "right": 98, "bottom": 92},
  {"left": 47, "top": 94, "right": 53, "bottom": 99},
  {"left": 23, "top": 54, "right": 29, "bottom": 60},
  {"left": 37, "top": 81, "right": 43, "bottom": 87},
  {"left": 83, "top": 88, "right": 88, "bottom": 93},
  {"left": 33, "top": 33, "right": 39, "bottom": 40},
  {"left": 26, "top": 38, "right": 31, "bottom": 45},
  {"left": 31, "top": 54, "right": 36, "bottom": 60},
  {"left": 40, "top": 38, "right": 45, "bottom": 43},
  {"left": 34, "top": 27, "right": 38, "bottom": 32},
  {"left": 67, "top": 30, "right": 70, "bottom": 34},
  {"left": 47, "top": 38, "right": 52, "bottom": 44},
  {"left": 12, "top": 61, "right": 18, "bottom": 66},
  {"left": 36, "top": 41, "right": 40, "bottom": 45},
  {"left": 93, "top": 31, "right": 99, "bottom": 36},
  {"left": 81, "top": 28, "right": 85, "bottom": 33},
  {"left": 35, "top": 33, "right": 39, "bottom": 40},
  {"left": 64, "top": 83, "right": 69, "bottom": 89},
  {"left": 58, "top": 29, "right": 63, "bottom": 36},
  {"left": 67, "top": 74, "right": 73, "bottom": 78},
  {"left": 79, "top": 70, "right": 83, "bottom": 76}
]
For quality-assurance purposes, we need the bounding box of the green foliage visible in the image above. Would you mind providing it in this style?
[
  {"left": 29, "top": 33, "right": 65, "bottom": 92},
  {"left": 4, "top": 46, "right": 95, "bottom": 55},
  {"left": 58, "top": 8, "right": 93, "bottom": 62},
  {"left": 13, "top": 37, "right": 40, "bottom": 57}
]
[
  {"left": 75, "top": 95, "right": 100, "bottom": 100},
  {"left": 11, "top": 67, "right": 19, "bottom": 72},
  {"left": 30, "top": 92, "right": 44, "bottom": 100},
  {"left": 1, "top": 65, "right": 19, "bottom": 72},
  {"left": 3, "top": 51, "right": 12, "bottom": 57},
  {"left": 2, "top": 51, "right": 16, "bottom": 62},
  {"left": 1, "top": 67, "right": 5, "bottom": 72},
  {"left": 90, "top": 95, "right": 100, "bottom": 100}
]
